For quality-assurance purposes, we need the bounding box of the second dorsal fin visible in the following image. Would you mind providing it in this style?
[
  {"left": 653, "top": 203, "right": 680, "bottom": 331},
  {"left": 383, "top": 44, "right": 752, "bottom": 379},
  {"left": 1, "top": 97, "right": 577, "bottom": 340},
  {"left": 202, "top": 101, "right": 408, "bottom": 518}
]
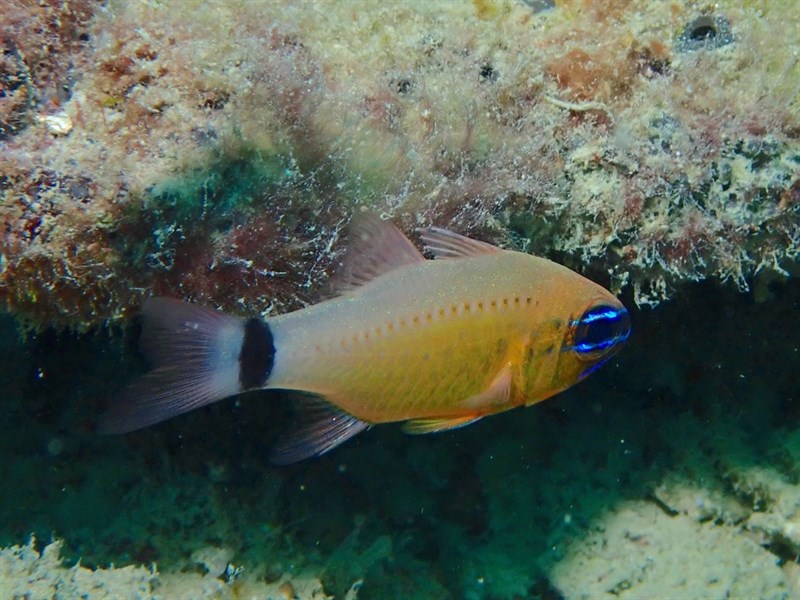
[
  {"left": 417, "top": 227, "right": 502, "bottom": 259},
  {"left": 332, "top": 213, "right": 425, "bottom": 292}
]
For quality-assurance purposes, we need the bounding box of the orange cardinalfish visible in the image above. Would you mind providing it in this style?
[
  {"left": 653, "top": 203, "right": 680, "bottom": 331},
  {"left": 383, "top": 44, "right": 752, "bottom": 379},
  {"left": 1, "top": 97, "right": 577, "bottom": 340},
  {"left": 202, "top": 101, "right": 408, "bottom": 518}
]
[{"left": 100, "top": 214, "right": 630, "bottom": 463}]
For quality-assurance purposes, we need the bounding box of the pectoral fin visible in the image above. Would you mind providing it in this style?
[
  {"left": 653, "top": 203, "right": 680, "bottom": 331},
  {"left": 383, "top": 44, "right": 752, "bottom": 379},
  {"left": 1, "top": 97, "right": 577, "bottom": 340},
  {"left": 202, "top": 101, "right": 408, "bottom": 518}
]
[
  {"left": 402, "top": 366, "right": 514, "bottom": 435},
  {"left": 402, "top": 415, "right": 483, "bottom": 434},
  {"left": 270, "top": 394, "right": 370, "bottom": 465},
  {"left": 462, "top": 365, "right": 512, "bottom": 410}
]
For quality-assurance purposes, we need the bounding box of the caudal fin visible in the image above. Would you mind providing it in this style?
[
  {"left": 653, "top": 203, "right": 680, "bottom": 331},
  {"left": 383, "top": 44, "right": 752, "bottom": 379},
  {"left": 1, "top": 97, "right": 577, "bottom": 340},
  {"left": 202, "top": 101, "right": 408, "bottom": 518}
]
[{"left": 98, "top": 297, "right": 246, "bottom": 434}]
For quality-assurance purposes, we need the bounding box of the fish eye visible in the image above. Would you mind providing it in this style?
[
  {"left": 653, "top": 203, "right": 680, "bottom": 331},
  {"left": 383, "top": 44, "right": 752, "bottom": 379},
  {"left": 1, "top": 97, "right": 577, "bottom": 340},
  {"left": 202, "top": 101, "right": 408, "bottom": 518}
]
[{"left": 570, "top": 303, "right": 631, "bottom": 361}]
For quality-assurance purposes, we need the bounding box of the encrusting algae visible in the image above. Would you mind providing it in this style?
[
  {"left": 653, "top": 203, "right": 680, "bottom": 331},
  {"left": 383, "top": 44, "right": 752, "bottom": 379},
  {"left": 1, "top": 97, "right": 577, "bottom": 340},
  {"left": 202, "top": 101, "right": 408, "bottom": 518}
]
[{"left": 0, "top": 0, "right": 797, "bottom": 330}]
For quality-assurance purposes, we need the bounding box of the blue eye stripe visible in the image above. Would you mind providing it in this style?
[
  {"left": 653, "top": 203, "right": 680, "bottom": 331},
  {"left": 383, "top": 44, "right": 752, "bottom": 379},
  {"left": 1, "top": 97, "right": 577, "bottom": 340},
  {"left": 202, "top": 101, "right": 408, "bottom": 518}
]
[
  {"left": 571, "top": 308, "right": 625, "bottom": 327},
  {"left": 572, "top": 332, "right": 629, "bottom": 353},
  {"left": 574, "top": 338, "right": 616, "bottom": 352},
  {"left": 578, "top": 308, "right": 623, "bottom": 324}
]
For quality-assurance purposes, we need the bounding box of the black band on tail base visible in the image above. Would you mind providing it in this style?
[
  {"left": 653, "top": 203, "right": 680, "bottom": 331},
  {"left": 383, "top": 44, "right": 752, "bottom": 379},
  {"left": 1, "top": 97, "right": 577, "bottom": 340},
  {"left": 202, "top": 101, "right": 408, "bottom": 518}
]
[{"left": 239, "top": 318, "right": 275, "bottom": 389}]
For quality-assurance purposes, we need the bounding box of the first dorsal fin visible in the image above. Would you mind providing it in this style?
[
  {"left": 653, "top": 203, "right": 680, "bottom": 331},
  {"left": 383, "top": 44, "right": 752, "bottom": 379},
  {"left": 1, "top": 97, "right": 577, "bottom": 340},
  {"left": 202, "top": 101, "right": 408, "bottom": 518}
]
[
  {"left": 416, "top": 227, "right": 502, "bottom": 259},
  {"left": 332, "top": 212, "right": 425, "bottom": 292}
]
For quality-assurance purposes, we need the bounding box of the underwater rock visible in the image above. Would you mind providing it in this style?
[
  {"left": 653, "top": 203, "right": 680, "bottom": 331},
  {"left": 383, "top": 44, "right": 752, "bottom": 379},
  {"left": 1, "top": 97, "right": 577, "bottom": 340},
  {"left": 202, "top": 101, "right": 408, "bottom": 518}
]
[
  {"left": 549, "top": 501, "right": 792, "bottom": 599},
  {"left": 0, "top": 0, "right": 797, "bottom": 329},
  {"left": 0, "top": 537, "right": 155, "bottom": 600},
  {"left": 0, "top": 536, "right": 337, "bottom": 600}
]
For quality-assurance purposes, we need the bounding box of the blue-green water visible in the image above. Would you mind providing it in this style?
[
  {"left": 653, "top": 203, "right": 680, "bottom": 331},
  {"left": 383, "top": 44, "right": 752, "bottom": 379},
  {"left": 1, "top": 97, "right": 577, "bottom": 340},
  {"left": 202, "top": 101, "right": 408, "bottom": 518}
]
[{"left": 1, "top": 280, "right": 797, "bottom": 598}]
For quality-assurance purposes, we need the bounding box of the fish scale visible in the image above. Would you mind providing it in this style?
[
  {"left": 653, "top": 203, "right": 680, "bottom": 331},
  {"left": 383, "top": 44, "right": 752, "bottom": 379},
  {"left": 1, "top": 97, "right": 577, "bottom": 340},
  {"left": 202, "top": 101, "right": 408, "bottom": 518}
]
[{"left": 267, "top": 259, "right": 554, "bottom": 423}]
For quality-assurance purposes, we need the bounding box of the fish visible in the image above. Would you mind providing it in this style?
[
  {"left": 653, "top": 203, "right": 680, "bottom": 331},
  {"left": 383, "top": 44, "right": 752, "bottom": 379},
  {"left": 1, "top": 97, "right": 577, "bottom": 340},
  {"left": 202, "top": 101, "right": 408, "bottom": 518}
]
[{"left": 100, "top": 213, "right": 630, "bottom": 464}]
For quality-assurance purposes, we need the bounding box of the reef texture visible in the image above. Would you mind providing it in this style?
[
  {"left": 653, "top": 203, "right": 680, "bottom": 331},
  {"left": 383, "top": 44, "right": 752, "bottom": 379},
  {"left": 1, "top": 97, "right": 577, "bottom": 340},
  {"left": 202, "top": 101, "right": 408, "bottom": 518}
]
[
  {"left": 0, "top": 536, "right": 340, "bottom": 600},
  {"left": 0, "top": 537, "right": 153, "bottom": 600},
  {"left": 1, "top": 0, "right": 798, "bottom": 329}
]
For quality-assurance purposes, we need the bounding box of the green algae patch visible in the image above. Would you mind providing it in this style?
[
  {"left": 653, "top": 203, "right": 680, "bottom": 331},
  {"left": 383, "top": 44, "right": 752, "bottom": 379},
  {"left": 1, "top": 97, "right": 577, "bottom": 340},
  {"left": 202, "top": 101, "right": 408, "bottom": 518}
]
[
  {"left": 145, "top": 145, "right": 297, "bottom": 231},
  {"left": 118, "top": 140, "right": 297, "bottom": 271}
]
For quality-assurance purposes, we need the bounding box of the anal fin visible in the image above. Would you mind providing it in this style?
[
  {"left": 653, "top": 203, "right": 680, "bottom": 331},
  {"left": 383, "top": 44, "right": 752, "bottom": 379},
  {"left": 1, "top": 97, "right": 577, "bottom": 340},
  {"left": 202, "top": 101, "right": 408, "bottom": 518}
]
[
  {"left": 270, "top": 394, "right": 370, "bottom": 465},
  {"left": 402, "top": 415, "right": 483, "bottom": 435}
]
